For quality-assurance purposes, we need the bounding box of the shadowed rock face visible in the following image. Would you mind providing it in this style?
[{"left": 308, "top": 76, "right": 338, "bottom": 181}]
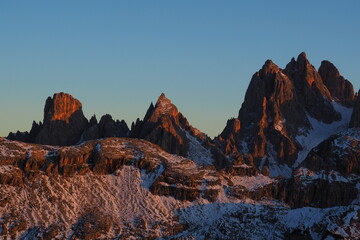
[
  {"left": 237, "top": 59, "right": 305, "bottom": 163},
  {"left": 350, "top": 90, "right": 360, "bottom": 128},
  {"left": 319, "top": 60, "right": 355, "bottom": 106},
  {"left": 217, "top": 52, "right": 352, "bottom": 174},
  {"left": 301, "top": 129, "right": 360, "bottom": 175},
  {"left": 283, "top": 52, "right": 340, "bottom": 123},
  {"left": 82, "top": 114, "right": 129, "bottom": 141}
]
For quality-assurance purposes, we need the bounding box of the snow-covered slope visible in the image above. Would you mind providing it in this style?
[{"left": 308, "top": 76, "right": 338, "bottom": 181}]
[
  {"left": 0, "top": 136, "right": 359, "bottom": 239},
  {"left": 172, "top": 203, "right": 360, "bottom": 239}
]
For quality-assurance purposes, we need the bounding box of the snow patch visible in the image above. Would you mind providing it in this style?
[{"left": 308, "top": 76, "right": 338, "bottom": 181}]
[
  {"left": 332, "top": 128, "right": 360, "bottom": 158},
  {"left": 240, "top": 141, "right": 249, "bottom": 154},
  {"left": 293, "top": 102, "right": 352, "bottom": 168},
  {"left": 295, "top": 167, "right": 358, "bottom": 184},
  {"left": 230, "top": 175, "right": 276, "bottom": 190},
  {"left": 95, "top": 143, "right": 101, "bottom": 152},
  {"left": 264, "top": 142, "right": 292, "bottom": 178},
  {"left": 172, "top": 203, "right": 360, "bottom": 239},
  {"left": 185, "top": 131, "right": 213, "bottom": 166},
  {"left": 141, "top": 164, "right": 165, "bottom": 189}
]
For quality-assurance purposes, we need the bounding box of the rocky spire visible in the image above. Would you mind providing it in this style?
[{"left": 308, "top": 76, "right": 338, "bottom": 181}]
[
  {"left": 318, "top": 60, "right": 355, "bottom": 105},
  {"left": 130, "top": 93, "right": 191, "bottom": 156},
  {"left": 284, "top": 52, "right": 340, "bottom": 123}
]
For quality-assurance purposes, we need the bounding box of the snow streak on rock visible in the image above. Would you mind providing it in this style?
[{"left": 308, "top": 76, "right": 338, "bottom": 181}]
[
  {"left": 186, "top": 131, "right": 214, "bottom": 166},
  {"left": 294, "top": 102, "right": 352, "bottom": 168}
]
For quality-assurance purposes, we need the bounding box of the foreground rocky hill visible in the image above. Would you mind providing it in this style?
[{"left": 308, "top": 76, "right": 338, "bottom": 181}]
[
  {"left": 0, "top": 137, "right": 359, "bottom": 239},
  {"left": 2, "top": 52, "right": 360, "bottom": 239}
]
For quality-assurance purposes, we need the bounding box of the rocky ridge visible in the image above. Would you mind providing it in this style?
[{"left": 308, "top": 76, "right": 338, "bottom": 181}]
[{"left": 7, "top": 93, "right": 129, "bottom": 146}]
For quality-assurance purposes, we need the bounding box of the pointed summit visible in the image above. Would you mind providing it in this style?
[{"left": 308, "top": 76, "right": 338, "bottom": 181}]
[
  {"left": 157, "top": 92, "right": 167, "bottom": 102},
  {"left": 259, "top": 60, "right": 281, "bottom": 80},
  {"left": 153, "top": 93, "right": 179, "bottom": 119},
  {"left": 297, "top": 51, "right": 308, "bottom": 61},
  {"left": 130, "top": 93, "right": 226, "bottom": 168}
]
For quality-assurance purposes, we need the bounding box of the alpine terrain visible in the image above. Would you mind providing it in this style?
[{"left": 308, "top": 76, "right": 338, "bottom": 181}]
[{"left": 2, "top": 53, "right": 360, "bottom": 239}]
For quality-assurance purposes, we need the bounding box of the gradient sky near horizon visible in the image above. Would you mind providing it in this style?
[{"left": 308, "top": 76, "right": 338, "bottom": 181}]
[{"left": 1, "top": 1, "right": 360, "bottom": 138}]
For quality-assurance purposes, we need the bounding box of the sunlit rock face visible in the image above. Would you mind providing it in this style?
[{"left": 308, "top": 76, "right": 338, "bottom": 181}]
[{"left": 44, "top": 92, "right": 83, "bottom": 123}]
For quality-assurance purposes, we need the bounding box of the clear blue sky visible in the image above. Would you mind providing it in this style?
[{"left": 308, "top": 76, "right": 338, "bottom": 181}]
[{"left": 1, "top": 1, "right": 359, "bottom": 138}]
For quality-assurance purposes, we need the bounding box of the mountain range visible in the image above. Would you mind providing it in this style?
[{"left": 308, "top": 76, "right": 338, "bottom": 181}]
[{"left": 1, "top": 52, "right": 360, "bottom": 239}]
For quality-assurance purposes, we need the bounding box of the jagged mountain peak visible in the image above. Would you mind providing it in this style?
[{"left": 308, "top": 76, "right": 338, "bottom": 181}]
[
  {"left": 284, "top": 52, "right": 310, "bottom": 73},
  {"left": 153, "top": 93, "right": 179, "bottom": 119},
  {"left": 259, "top": 59, "right": 282, "bottom": 80},
  {"left": 219, "top": 52, "right": 354, "bottom": 177},
  {"left": 130, "top": 93, "right": 226, "bottom": 167},
  {"left": 297, "top": 51, "right": 308, "bottom": 61}
]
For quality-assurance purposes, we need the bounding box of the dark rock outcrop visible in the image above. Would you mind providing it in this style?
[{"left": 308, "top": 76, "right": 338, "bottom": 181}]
[
  {"left": 82, "top": 114, "right": 129, "bottom": 141},
  {"left": 301, "top": 129, "right": 360, "bottom": 175},
  {"left": 350, "top": 90, "right": 360, "bottom": 128},
  {"left": 7, "top": 121, "right": 42, "bottom": 143}
]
